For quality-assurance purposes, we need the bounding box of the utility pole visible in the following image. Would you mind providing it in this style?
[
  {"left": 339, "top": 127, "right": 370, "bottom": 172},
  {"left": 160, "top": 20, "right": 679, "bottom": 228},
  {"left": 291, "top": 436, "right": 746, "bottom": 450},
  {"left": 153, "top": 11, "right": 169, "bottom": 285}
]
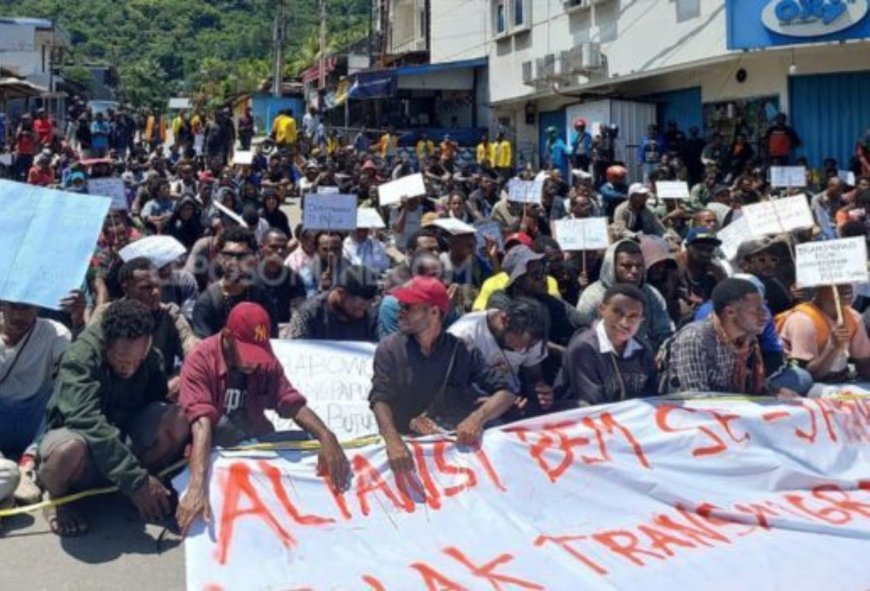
[
  {"left": 272, "top": 0, "right": 287, "bottom": 97},
  {"left": 319, "top": 0, "right": 327, "bottom": 90}
]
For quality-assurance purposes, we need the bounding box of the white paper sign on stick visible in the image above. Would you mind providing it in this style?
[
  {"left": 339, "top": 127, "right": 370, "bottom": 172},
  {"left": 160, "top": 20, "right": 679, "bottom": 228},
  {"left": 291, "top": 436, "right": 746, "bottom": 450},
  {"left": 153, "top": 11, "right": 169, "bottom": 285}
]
[
  {"left": 716, "top": 216, "right": 751, "bottom": 260},
  {"left": 743, "top": 195, "right": 814, "bottom": 237},
  {"left": 87, "top": 177, "right": 128, "bottom": 211},
  {"left": 302, "top": 194, "right": 358, "bottom": 231},
  {"left": 377, "top": 173, "right": 426, "bottom": 206},
  {"left": 769, "top": 166, "right": 806, "bottom": 188},
  {"left": 507, "top": 178, "right": 544, "bottom": 204},
  {"left": 432, "top": 218, "right": 476, "bottom": 235},
  {"left": 0, "top": 154, "right": 13, "bottom": 166},
  {"left": 474, "top": 221, "right": 504, "bottom": 252},
  {"left": 214, "top": 201, "right": 247, "bottom": 228},
  {"left": 356, "top": 207, "right": 385, "bottom": 229},
  {"left": 119, "top": 235, "right": 187, "bottom": 269},
  {"left": 655, "top": 181, "right": 690, "bottom": 200},
  {"left": 795, "top": 237, "right": 868, "bottom": 288},
  {"left": 267, "top": 340, "right": 377, "bottom": 439},
  {"left": 193, "top": 135, "right": 204, "bottom": 155},
  {"left": 554, "top": 217, "right": 610, "bottom": 251},
  {"left": 317, "top": 186, "right": 340, "bottom": 194},
  {"left": 233, "top": 151, "right": 254, "bottom": 166},
  {"left": 838, "top": 170, "right": 856, "bottom": 186}
]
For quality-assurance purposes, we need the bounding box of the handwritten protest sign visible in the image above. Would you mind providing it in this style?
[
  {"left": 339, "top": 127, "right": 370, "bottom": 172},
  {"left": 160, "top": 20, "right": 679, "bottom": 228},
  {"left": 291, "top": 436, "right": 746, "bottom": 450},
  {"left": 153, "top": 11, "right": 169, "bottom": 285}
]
[
  {"left": 317, "top": 186, "right": 340, "bottom": 194},
  {"left": 716, "top": 215, "right": 751, "bottom": 260},
  {"left": 554, "top": 217, "right": 610, "bottom": 251},
  {"left": 119, "top": 235, "right": 186, "bottom": 269},
  {"left": 87, "top": 177, "right": 128, "bottom": 211},
  {"left": 302, "top": 194, "right": 358, "bottom": 231},
  {"left": 795, "top": 236, "right": 868, "bottom": 288},
  {"left": 356, "top": 207, "right": 385, "bottom": 229},
  {"left": 507, "top": 178, "right": 544, "bottom": 204},
  {"left": 743, "top": 195, "right": 814, "bottom": 237},
  {"left": 0, "top": 180, "right": 110, "bottom": 309},
  {"left": 769, "top": 166, "right": 806, "bottom": 188},
  {"left": 378, "top": 173, "right": 427, "bottom": 206},
  {"left": 232, "top": 150, "right": 253, "bottom": 166},
  {"left": 474, "top": 220, "right": 504, "bottom": 252},
  {"left": 181, "top": 396, "right": 870, "bottom": 590},
  {"left": 655, "top": 181, "right": 690, "bottom": 200},
  {"left": 267, "top": 340, "right": 377, "bottom": 439},
  {"left": 432, "top": 218, "right": 476, "bottom": 235}
]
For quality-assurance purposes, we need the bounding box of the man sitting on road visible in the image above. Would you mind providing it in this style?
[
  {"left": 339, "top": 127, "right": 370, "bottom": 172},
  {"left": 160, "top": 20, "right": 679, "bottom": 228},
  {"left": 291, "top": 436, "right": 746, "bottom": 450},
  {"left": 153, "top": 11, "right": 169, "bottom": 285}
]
[
  {"left": 175, "top": 303, "right": 349, "bottom": 535},
  {"left": 37, "top": 300, "right": 190, "bottom": 536}
]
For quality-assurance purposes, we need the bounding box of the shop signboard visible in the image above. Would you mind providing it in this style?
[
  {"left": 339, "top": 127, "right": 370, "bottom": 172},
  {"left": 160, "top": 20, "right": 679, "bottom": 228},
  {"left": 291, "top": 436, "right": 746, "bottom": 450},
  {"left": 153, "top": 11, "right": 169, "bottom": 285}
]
[{"left": 727, "top": 0, "right": 870, "bottom": 49}]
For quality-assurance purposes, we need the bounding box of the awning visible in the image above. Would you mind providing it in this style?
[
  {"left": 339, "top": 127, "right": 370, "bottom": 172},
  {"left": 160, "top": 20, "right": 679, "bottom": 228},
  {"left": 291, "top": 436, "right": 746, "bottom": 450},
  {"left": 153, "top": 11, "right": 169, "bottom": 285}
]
[
  {"left": 301, "top": 57, "right": 338, "bottom": 84},
  {"left": 0, "top": 77, "right": 48, "bottom": 100},
  {"left": 346, "top": 57, "right": 487, "bottom": 100}
]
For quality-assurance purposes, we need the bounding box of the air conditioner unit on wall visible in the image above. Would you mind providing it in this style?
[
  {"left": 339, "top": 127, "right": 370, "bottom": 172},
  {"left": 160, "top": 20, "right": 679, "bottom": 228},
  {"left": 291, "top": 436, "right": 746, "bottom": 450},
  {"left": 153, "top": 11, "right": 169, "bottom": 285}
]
[
  {"left": 536, "top": 53, "right": 556, "bottom": 80},
  {"left": 581, "top": 42, "right": 602, "bottom": 70},
  {"left": 522, "top": 60, "right": 534, "bottom": 85}
]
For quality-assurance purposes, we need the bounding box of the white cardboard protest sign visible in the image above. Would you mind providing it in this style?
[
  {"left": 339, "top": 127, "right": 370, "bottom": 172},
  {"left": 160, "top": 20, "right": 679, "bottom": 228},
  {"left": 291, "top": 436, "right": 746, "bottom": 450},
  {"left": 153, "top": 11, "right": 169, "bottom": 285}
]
[
  {"left": 233, "top": 150, "right": 254, "bottom": 166},
  {"left": 267, "top": 340, "right": 377, "bottom": 439},
  {"left": 356, "top": 207, "right": 385, "bottom": 229},
  {"left": 87, "top": 177, "right": 128, "bottom": 211},
  {"left": 317, "top": 186, "right": 340, "bottom": 194},
  {"left": 119, "top": 235, "right": 186, "bottom": 269},
  {"left": 474, "top": 220, "right": 505, "bottom": 252},
  {"left": 769, "top": 166, "right": 806, "bottom": 188},
  {"left": 838, "top": 170, "right": 856, "bottom": 186},
  {"left": 0, "top": 154, "right": 13, "bottom": 167},
  {"left": 193, "top": 134, "right": 204, "bottom": 156},
  {"left": 181, "top": 396, "right": 870, "bottom": 591},
  {"left": 432, "top": 217, "right": 476, "bottom": 235},
  {"left": 507, "top": 178, "right": 544, "bottom": 204},
  {"left": 554, "top": 217, "right": 610, "bottom": 251},
  {"left": 655, "top": 181, "right": 690, "bottom": 200},
  {"left": 795, "top": 236, "right": 869, "bottom": 288},
  {"left": 213, "top": 201, "right": 247, "bottom": 228},
  {"left": 302, "top": 194, "right": 358, "bottom": 231},
  {"left": 716, "top": 215, "right": 751, "bottom": 260},
  {"left": 743, "top": 195, "right": 814, "bottom": 237},
  {"left": 377, "top": 173, "right": 427, "bottom": 206}
]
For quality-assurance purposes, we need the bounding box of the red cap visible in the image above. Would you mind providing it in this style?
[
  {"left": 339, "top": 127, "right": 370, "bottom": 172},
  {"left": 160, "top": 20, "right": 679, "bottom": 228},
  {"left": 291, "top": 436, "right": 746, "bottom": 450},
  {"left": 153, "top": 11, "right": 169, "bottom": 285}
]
[
  {"left": 390, "top": 276, "right": 450, "bottom": 314},
  {"left": 199, "top": 171, "right": 215, "bottom": 184},
  {"left": 573, "top": 117, "right": 587, "bottom": 128},
  {"left": 225, "top": 303, "right": 275, "bottom": 367},
  {"left": 504, "top": 232, "right": 533, "bottom": 249}
]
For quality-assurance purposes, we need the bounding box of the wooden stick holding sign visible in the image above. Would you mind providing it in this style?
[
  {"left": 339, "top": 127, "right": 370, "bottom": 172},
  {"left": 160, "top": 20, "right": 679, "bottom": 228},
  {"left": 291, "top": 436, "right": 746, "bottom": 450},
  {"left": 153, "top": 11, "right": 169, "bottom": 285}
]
[{"left": 553, "top": 217, "right": 610, "bottom": 276}]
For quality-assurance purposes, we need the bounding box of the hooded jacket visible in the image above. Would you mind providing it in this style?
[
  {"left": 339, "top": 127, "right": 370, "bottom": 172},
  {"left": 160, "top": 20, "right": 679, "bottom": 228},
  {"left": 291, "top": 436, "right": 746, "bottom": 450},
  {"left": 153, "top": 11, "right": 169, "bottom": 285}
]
[
  {"left": 43, "top": 323, "right": 168, "bottom": 496},
  {"left": 575, "top": 239, "right": 675, "bottom": 351}
]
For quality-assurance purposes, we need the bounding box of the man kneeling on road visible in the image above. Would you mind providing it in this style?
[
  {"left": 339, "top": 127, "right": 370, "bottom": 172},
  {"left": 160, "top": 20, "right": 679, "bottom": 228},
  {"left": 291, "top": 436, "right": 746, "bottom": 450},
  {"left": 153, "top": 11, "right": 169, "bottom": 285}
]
[
  {"left": 175, "top": 302, "right": 349, "bottom": 535},
  {"left": 37, "top": 299, "right": 190, "bottom": 536},
  {"left": 369, "top": 276, "right": 517, "bottom": 474}
]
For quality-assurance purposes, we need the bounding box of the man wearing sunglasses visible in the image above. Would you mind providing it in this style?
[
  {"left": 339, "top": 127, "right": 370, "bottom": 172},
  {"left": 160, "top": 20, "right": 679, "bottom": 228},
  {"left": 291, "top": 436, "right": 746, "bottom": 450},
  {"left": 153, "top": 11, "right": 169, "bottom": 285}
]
[
  {"left": 191, "top": 226, "right": 278, "bottom": 338},
  {"left": 735, "top": 238, "right": 795, "bottom": 316}
]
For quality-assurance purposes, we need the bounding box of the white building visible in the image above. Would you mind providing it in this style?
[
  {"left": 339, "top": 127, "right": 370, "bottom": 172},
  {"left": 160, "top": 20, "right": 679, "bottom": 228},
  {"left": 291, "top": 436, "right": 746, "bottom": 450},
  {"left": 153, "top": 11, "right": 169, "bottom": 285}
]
[
  {"left": 430, "top": 0, "right": 870, "bottom": 173},
  {"left": 0, "top": 18, "right": 69, "bottom": 92}
]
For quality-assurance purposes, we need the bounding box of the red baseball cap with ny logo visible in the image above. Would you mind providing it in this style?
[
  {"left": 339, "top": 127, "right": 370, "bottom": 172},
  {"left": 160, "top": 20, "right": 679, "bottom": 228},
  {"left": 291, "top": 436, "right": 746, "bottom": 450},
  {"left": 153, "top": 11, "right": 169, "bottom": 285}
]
[{"left": 225, "top": 302, "right": 275, "bottom": 367}]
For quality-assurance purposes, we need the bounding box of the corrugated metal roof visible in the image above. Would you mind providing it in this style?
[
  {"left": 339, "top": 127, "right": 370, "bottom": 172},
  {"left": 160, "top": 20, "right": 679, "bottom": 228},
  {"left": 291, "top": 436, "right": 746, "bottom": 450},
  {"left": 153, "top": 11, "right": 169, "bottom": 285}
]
[
  {"left": 0, "top": 17, "right": 54, "bottom": 28},
  {"left": 789, "top": 72, "right": 870, "bottom": 169}
]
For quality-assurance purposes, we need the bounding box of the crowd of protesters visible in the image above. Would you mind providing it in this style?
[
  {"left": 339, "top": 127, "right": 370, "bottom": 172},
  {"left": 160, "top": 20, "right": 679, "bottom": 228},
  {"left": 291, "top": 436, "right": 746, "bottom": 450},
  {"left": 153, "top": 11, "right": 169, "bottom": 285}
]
[{"left": 0, "top": 101, "right": 868, "bottom": 538}]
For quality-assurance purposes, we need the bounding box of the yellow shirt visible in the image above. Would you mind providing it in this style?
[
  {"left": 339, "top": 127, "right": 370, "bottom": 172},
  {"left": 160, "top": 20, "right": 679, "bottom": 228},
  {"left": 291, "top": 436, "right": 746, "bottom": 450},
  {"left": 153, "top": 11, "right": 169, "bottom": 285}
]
[
  {"left": 379, "top": 133, "right": 397, "bottom": 158},
  {"left": 273, "top": 115, "right": 297, "bottom": 145},
  {"left": 416, "top": 139, "right": 434, "bottom": 161},
  {"left": 171, "top": 116, "right": 183, "bottom": 137},
  {"left": 472, "top": 272, "right": 561, "bottom": 311},
  {"left": 493, "top": 140, "right": 512, "bottom": 168},
  {"left": 476, "top": 142, "right": 492, "bottom": 164}
]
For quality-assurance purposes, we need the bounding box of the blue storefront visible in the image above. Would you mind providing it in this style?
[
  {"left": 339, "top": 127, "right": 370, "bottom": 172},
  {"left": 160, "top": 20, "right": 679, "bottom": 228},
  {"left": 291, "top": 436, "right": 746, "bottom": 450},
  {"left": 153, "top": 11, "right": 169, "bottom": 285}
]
[{"left": 726, "top": 1, "right": 870, "bottom": 169}]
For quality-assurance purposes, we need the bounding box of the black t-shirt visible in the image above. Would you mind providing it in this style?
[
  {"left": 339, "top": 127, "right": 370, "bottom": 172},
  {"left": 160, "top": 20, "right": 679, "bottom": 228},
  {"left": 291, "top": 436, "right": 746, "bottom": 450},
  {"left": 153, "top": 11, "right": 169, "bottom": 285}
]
[
  {"left": 224, "top": 369, "right": 248, "bottom": 415},
  {"left": 286, "top": 292, "right": 377, "bottom": 342},
  {"left": 256, "top": 269, "right": 306, "bottom": 324},
  {"left": 191, "top": 282, "right": 279, "bottom": 338}
]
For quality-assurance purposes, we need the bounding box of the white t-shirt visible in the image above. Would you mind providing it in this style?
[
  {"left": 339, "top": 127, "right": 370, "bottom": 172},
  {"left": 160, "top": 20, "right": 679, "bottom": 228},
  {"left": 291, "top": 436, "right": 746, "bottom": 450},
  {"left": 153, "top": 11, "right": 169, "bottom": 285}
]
[
  {"left": 448, "top": 311, "right": 547, "bottom": 391},
  {"left": 0, "top": 318, "right": 71, "bottom": 402}
]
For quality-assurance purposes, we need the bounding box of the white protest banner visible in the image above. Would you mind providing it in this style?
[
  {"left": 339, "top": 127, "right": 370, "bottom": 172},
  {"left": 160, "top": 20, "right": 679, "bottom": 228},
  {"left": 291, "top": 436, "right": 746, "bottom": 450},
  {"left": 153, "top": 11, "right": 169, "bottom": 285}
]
[
  {"left": 554, "top": 217, "right": 610, "bottom": 251},
  {"left": 213, "top": 201, "right": 247, "bottom": 228},
  {"left": 474, "top": 220, "right": 505, "bottom": 252},
  {"left": 87, "top": 177, "right": 128, "bottom": 211},
  {"left": 507, "top": 178, "right": 544, "bottom": 204},
  {"left": 838, "top": 170, "right": 856, "bottom": 186},
  {"left": 0, "top": 180, "right": 110, "bottom": 309},
  {"left": 432, "top": 217, "right": 476, "bottom": 235},
  {"left": 267, "top": 340, "right": 377, "bottom": 439},
  {"left": 716, "top": 215, "right": 751, "bottom": 260},
  {"left": 795, "top": 236, "right": 869, "bottom": 288},
  {"left": 302, "top": 194, "right": 358, "bottom": 231},
  {"left": 233, "top": 150, "right": 254, "bottom": 166},
  {"left": 743, "top": 195, "right": 814, "bottom": 238},
  {"left": 378, "top": 173, "right": 427, "bottom": 206},
  {"left": 181, "top": 396, "right": 870, "bottom": 590},
  {"left": 356, "top": 207, "right": 385, "bottom": 229},
  {"left": 317, "top": 186, "right": 340, "bottom": 194},
  {"left": 119, "top": 235, "right": 187, "bottom": 269},
  {"left": 655, "top": 181, "right": 690, "bottom": 200},
  {"left": 769, "top": 166, "right": 806, "bottom": 188}
]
